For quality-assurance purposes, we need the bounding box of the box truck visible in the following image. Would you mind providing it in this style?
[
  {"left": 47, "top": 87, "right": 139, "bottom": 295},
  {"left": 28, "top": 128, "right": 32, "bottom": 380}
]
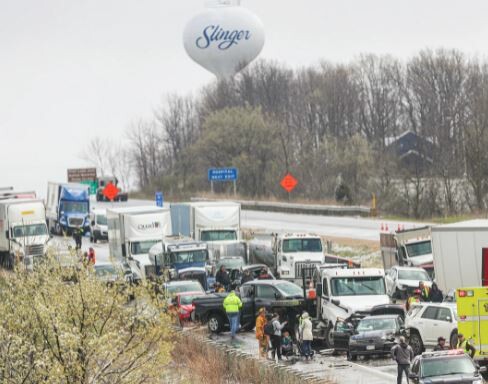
[
  {"left": 107, "top": 206, "right": 172, "bottom": 280},
  {"left": 46, "top": 182, "right": 90, "bottom": 235},
  {"left": 170, "top": 201, "right": 243, "bottom": 262},
  {"left": 0, "top": 199, "right": 50, "bottom": 269},
  {"left": 432, "top": 219, "right": 488, "bottom": 293}
]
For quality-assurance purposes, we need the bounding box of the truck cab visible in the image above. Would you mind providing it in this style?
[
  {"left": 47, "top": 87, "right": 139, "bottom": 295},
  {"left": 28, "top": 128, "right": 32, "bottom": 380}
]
[
  {"left": 0, "top": 199, "right": 50, "bottom": 270},
  {"left": 313, "top": 267, "right": 389, "bottom": 346},
  {"left": 380, "top": 226, "right": 433, "bottom": 270},
  {"left": 148, "top": 237, "right": 209, "bottom": 280},
  {"left": 274, "top": 233, "right": 324, "bottom": 285}
]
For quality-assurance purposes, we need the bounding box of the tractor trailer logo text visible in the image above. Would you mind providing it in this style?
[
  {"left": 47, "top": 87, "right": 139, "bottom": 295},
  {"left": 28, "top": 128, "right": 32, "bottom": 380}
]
[{"left": 137, "top": 222, "right": 161, "bottom": 230}]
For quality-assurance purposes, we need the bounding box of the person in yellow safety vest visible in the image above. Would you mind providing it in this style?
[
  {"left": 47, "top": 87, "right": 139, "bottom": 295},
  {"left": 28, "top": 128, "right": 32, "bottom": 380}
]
[
  {"left": 406, "top": 289, "right": 421, "bottom": 311},
  {"left": 419, "top": 281, "right": 431, "bottom": 302},
  {"left": 223, "top": 290, "right": 242, "bottom": 339},
  {"left": 457, "top": 333, "right": 476, "bottom": 358}
]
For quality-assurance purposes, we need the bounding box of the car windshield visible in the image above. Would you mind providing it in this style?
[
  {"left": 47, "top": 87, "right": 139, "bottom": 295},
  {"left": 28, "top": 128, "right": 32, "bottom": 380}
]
[
  {"left": 131, "top": 240, "right": 159, "bottom": 255},
  {"left": 331, "top": 276, "right": 386, "bottom": 296},
  {"left": 357, "top": 318, "right": 397, "bottom": 332},
  {"left": 398, "top": 269, "right": 430, "bottom": 281},
  {"left": 169, "top": 250, "right": 208, "bottom": 264},
  {"left": 95, "top": 265, "right": 118, "bottom": 277},
  {"left": 61, "top": 201, "right": 88, "bottom": 214},
  {"left": 283, "top": 238, "right": 322, "bottom": 253},
  {"left": 405, "top": 240, "right": 432, "bottom": 258},
  {"left": 96, "top": 214, "right": 107, "bottom": 225},
  {"left": 201, "top": 230, "right": 237, "bottom": 242},
  {"left": 166, "top": 282, "right": 204, "bottom": 294},
  {"left": 179, "top": 294, "right": 203, "bottom": 305},
  {"left": 275, "top": 282, "right": 304, "bottom": 297},
  {"left": 13, "top": 223, "right": 48, "bottom": 238},
  {"left": 421, "top": 356, "right": 475, "bottom": 378},
  {"left": 217, "top": 258, "right": 244, "bottom": 270}
]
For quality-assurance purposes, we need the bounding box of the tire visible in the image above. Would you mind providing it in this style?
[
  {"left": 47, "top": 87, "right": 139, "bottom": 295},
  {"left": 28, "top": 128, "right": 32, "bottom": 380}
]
[
  {"left": 450, "top": 330, "right": 458, "bottom": 349},
  {"left": 324, "top": 323, "right": 334, "bottom": 348},
  {"left": 409, "top": 331, "right": 424, "bottom": 356},
  {"left": 207, "top": 313, "right": 225, "bottom": 333},
  {"left": 347, "top": 351, "right": 357, "bottom": 361}
]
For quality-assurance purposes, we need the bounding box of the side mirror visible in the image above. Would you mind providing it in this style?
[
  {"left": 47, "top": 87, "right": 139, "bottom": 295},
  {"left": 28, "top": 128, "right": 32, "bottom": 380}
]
[
  {"left": 91, "top": 220, "right": 95, "bottom": 226},
  {"left": 331, "top": 299, "right": 341, "bottom": 306},
  {"left": 446, "top": 316, "right": 452, "bottom": 322},
  {"left": 274, "top": 292, "right": 282, "bottom": 300},
  {"left": 480, "top": 366, "right": 487, "bottom": 373}
]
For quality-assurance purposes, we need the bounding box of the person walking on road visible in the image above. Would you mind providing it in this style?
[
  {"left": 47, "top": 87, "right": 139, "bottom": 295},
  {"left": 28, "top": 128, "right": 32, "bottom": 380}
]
[
  {"left": 430, "top": 283, "right": 443, "bottom": 303},
  {"left": 391, "top": 336, "right": 414, "bottom": 384},
  {"left": 433, "top": 336, "right": 448, "bottom": 351},
  {"left": 270, "top": 313, "right": 287, "bottom": 362},
  {"left": 299, "top": 311, "right": 313, "bottom": 360},
  {"left": 73, "top": 228, "right": 83, "bottom": 250},
  {"left": 457, "top": 333, "right": 476, "bottom": 358},
  {"left": 223, "top": 290, "right": 242, "bottom": 339},
  {"left": 87, "top": 247, "right": 96, "bottom": 265},
  {"left": 216, "top": 266, "right": 231, "bottom": 291},
  {"left": 255, "top": 307, "right": 267, "bottom": 358}
]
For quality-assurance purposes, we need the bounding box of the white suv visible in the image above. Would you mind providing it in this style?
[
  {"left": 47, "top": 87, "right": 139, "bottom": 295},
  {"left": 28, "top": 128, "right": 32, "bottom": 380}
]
[
  {"left": 405, "top": 303, "right": 458, "bottom": 355},
  {"left": 385, "top": 266, "right": 432, "bottom": 299}
]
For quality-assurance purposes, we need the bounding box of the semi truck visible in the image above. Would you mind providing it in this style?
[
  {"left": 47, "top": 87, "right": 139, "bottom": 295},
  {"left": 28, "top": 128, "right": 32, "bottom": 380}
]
[
  {"left": 311, "top": 266, "right": 390, "bottom": 347},
  {"left": 380, "top": 226, "right": 433, "bottom": 273},
  {"left": 95, "top": 176, "right": 128, "bottom": 202},
  {"left": 432, "top": 219, "right": 488, "bottom": 293},
  {"left": 46, "top": 182, "right": 90, "bottom": 235},
  {"left": 107, "top": 206, "right": 172, "bottom": 280},
  {"left": 0, "top": 199, "right": 50, "bottom": 269},
  {"left": 170, "top": 201, "right": 243, "bottom": 262}
]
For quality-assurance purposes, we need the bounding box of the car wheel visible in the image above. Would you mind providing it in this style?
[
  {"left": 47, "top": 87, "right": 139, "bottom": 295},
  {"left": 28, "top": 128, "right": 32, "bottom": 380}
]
[
  {"left": 409, "top": 331, "right": 424, "bottom": 356},
  {"left": 207, "top": 313, "right": 224, "bottom": 333},
  {"left": 324, "top": 323, "right": 334, "bottom": 348},
  {"left": 347, "top": 351, "right": 357, "bottom": 361},
  {"left": 450, "top": 330, "right": 458, "bottom": 349}
]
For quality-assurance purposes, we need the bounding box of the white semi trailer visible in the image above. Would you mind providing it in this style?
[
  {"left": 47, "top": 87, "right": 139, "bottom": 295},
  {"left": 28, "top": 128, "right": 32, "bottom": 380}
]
[
  {"left": 0, "top": 199, "right": 50, "bottom": 269},
  {"left": 170, "top": 201, "right": 243, "bottom": 262},
  {"left": 107, "top": 206, "right": 172, "bottom": 280},
  {"left": 432, "top": 219, "right": 488, "bottom": 292}
]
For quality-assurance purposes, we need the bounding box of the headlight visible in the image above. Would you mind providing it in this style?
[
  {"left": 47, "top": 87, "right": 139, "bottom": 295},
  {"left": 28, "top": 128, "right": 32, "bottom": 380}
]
[
  {"left": 381, "top": 335, "right": 387, "bottom": 341},
  {"left": 179, "top": 309, "right": 189, "bottom": 315},
  {"left": 472, "top": 380, "right": 482, "bottom": 384},
  {"left": 281, "top": 270, "right": 289, "bottom": 276},
  {"left": 349, "top": 338, "right": 358, "bottom": 345}
]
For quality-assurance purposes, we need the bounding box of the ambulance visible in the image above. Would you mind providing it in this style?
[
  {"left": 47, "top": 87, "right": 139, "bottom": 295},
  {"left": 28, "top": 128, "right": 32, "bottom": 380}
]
[{"left": 456, "top": 287, "right": 488, "bottom": 363}]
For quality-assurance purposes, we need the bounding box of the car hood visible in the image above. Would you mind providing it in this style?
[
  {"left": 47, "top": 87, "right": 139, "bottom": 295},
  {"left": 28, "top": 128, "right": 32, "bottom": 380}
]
[
  {"left": 351, "top": 329, "right": 394, "bottom": 341},
  {"left": 398, "top": 279, "right": 432, "bottom": 288},
  {"left": 422, "top": 374, "right": 479, "bottom": 383},
  {"left": 408, "top": 254, "right": 433, "bottom": 266},
  {"left": 337, "top": 295, "right": 390, "bottom": 313}
]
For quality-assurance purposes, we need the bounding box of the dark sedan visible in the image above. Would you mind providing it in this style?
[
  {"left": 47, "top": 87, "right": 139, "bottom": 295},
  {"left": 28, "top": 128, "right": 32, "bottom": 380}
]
[{"left": 347, "top": 314, "right": 405, "bottom": 361}]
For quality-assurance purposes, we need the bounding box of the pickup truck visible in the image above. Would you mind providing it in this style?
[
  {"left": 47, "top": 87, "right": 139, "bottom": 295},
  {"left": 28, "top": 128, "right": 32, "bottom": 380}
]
[{"left": 193, "top": 279, "right": 305, "bottom": 333}]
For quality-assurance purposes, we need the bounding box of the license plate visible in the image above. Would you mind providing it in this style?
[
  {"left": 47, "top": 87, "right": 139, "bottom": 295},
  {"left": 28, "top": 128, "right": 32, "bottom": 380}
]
[{"left": 366, "top": 345, "right": 375, "bottom": 351}]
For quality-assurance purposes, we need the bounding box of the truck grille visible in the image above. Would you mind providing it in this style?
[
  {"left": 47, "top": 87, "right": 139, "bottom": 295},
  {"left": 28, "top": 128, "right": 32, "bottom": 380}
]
[
  {"left": 25, "top": 244, "right": 44, "bottom": 256},
  {"left": 295, "top": 262, "right": 320, "bottom": 279},
  {"left": 68, "top": 217, "right": 84, "bottom": 227}
]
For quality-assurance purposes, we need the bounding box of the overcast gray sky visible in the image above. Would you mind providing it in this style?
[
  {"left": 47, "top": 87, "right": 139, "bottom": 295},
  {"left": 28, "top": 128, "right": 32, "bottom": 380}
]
[{"left": 2, "top": 0, "right": 488, "bottom": 196}]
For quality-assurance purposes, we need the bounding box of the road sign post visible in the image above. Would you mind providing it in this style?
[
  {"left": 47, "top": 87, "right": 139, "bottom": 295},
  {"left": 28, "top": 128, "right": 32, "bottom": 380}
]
[{"left": 208, "top": 167, "right": 238, "bottom": 196}]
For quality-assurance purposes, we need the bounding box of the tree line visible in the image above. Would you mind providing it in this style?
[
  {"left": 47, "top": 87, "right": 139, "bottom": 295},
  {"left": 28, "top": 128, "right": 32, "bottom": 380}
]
[{"left": 85, "top": 49, "right": 488, "bottom": 218}]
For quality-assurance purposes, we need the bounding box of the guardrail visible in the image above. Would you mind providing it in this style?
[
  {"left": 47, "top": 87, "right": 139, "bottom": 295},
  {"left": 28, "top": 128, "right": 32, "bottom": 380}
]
[{"left": 191, "top": 197, "right": 373, "bottom": 217}]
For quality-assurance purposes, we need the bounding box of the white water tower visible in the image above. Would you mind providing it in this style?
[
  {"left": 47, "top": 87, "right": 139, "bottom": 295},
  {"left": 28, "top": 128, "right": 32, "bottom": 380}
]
[{"left": 183, "top": 0, "right": 265, "bottom": 78}]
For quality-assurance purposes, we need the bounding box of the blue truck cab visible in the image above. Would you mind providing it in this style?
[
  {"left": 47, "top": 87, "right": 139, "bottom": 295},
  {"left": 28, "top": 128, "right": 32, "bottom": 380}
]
[{"left": 46, "top": 182, "right": 90, "bottom": 235}]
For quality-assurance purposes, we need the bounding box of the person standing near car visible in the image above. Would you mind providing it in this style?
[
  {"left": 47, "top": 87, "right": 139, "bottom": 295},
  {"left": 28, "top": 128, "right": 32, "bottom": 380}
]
[
  {"left": 457, "top": 333, "right": 476, "bottom": 358},
  {"left": 223, "top": 290, "right": 242, "bottom": 339},
  {"left": 216, "top": 266, "right": 231, "bottom": 291},
  {"left": 241, "top": 269, "right": 253, "bottom": 284},
  {"left": 433, "top": 336, "right": 448, "bottom": 351},
  {"left": 391, "top": 336, "right": 414, "bottom": 384},
  {"left": 299, "top": 311, "right": 313, "bottom": 360},
  {"left": 255, "top": 307, "right": 267, "bottom": 359},
  {"left": 270, "top": 313, "right": 287, "bottom": 361},
  {"left": 73, "top": 227, "right": 83, "bottom": 250}
]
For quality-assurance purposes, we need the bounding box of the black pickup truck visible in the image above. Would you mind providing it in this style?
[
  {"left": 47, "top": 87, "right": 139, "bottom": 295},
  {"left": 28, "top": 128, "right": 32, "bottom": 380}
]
[{"left": 193, "top": 279, "right": 306, "bottom": 333}]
